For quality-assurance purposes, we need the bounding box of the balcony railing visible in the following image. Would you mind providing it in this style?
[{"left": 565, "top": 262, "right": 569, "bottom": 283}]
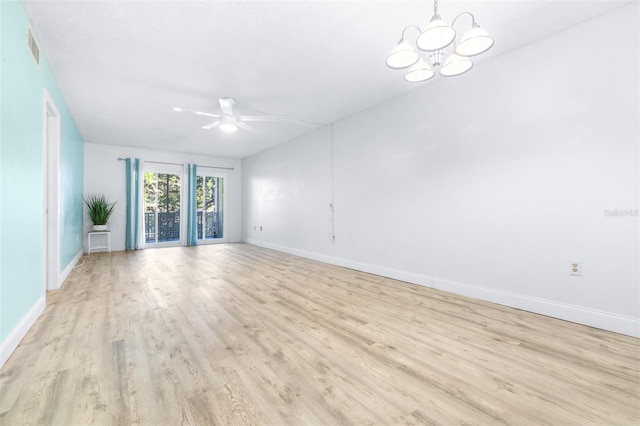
[
  {"left": 197, "top": 211, "right": 222, "bottom": 239},
  {"left": 145, "top": 211, "right": 221, "bottom": 243},
  {"left": 145, "top": 211, "right": 180, "bottom": 243}
]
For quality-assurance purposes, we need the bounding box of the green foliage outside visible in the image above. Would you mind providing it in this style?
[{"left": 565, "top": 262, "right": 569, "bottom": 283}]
[
  {"left": 143, "top": 171, "right": 224, "bottom": 215},
  {"left": 144, "top": 172, "right": 181, "bottom": 212},
  {"left": 197, "top": 175, "right": 222, "bottom": 212}
]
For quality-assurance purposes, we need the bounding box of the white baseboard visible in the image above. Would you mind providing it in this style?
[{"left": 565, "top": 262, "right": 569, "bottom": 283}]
[
  {"left": 0, "top": 295, "right": 46, "bottom": 368},
  {"left": 246, "top": 239, "right": 639, "bottom": 338},
  {"left": 56, "top": 249, "right": 84, "bottom": 290}
]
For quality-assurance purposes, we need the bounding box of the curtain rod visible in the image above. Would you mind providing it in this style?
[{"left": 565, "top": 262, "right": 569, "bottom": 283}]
[{"left": 117, "top": 157, "right": 234, "bottom": 171}]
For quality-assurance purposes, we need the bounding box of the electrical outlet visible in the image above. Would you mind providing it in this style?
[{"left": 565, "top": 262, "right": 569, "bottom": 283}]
[
  {"left": 260, "top": 226, "right": 263, "bottom": 231},
  {"left": 253, "top": 225, "right": 256, "bottom": 231},
  {"left": 570, "top": 260, "right": 581, "bottom": 276}
]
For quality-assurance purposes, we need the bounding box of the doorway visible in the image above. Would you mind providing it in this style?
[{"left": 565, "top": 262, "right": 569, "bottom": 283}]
[
  {"left": 143, "top": 166, "right": 182, "bottom": 247},
  {"left": 42, "top": 89, "right": 60, "bottom": 291},
  {"left": 196, "top": 172, "right": 227, "bottom": 243}
]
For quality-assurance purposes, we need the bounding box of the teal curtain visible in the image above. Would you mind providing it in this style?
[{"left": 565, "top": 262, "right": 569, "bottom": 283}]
[
  {"left": 216, "top": 176, "right": 224, "bottom": 238},
  {"left": 186, "top": 163, "right": 198, "bottom": 246},
  {"left": 125, "top": 158, "right": 144, "bottom": 250}
]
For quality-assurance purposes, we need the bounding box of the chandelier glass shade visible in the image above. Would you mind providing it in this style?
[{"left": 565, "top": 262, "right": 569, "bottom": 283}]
[
  {"left": 385, "top": 40, "right": 420, "bottom": 69},
  {"left": 404, "top": 58, "right": 435, "bottom": 82},
  {"left": 439, "top": 53, "right": 473, "bottom": 77},
  {"left": 416, "top": 15, "right": 456, "bottom": 52},
  {"left": 386, "top": 0, "right": 494, "bottom": 81},
  {"left": 454, "top": 23, "right": 494, "bottom": 57}
]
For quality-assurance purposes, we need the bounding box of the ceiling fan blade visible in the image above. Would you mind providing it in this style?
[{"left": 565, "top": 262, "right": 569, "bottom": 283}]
[
  {"left": 202, "top": 121, "right": 221, "bottom": 130},
  {"left": 195, "top": 111, "right": 221, "bottom": 118},
  {"left": 238, "top": 115, "right": 280, "bottom": 122},
  {"left": 219, "top": 98, "right": 235, "bottom": 115},
  {"left": 174, "top": 107, "right": 220, "bottom": 118},
  {"left": 237, "top": 122, "right": 258, "bottom": 134}
]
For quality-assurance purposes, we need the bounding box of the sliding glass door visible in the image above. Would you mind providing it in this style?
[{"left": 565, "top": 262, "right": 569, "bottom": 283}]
[
  {"left": 196, "top": 172, "right": 227, "bottom": 243},
  {"left": 142, "top": 164, "right": 227, "bottom": 247},
  {"left": 144, "top": 168, "right": 182, "bottom": 246}
]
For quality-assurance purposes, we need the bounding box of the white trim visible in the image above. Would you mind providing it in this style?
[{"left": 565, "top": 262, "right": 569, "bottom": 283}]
[
  {"left": 0, "top": 296, "right": 45, "bottom": 368},
  {"left": 180, "top": 163, "right": 188, "bottom": 245},
  {"left": 245, "top": 239, "right": 640, "bottom": 338},
  {"left": 58, "top": 249, "right": 84, "bottom": 289}
]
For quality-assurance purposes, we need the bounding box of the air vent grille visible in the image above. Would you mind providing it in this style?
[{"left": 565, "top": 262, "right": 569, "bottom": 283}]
[{"left": 27, "top": 27, "right": 40, "bottom": 67}]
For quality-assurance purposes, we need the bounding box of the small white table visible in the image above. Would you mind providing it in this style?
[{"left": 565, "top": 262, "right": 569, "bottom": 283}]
[{"left": 88, "top": 231, "right": 111, "bottom": 254}]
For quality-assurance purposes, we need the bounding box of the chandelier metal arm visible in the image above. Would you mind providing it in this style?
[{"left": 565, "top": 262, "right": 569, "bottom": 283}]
[
  {"left": 451, "top": 12, "right": 476, "bottom": 29},
  {"left": 400, "top": 25, "right": 422, "bottom": 42}
]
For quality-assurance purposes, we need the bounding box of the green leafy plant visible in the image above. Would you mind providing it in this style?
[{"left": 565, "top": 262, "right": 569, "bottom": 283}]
[{"left": 83, "top": 194, "right": 117, "bottom": 225}]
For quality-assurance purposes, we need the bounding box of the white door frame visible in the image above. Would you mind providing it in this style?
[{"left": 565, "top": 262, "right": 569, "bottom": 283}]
[{"left": 42, "top": 89, "right": 60, "bottom": 291}]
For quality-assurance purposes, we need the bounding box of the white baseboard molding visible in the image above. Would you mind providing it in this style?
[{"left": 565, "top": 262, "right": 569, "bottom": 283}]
[
  {"left": 0, "top": 295, "right": 46, "bottom": 368},
  {"left": 56, "top": 249, "right": 84, "bottom": 290},
  {"left": 246, "top": 239, "right": 639, "bottom": 338}
]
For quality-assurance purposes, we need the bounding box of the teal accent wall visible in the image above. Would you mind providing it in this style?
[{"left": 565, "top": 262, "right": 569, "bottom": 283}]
[{"left": 0, "top": 1, "right": 84, "bottom": 343}]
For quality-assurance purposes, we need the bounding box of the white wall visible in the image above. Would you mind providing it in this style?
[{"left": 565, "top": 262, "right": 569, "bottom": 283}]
[
  {"left": 84, "top": 143, "right": 242, "bottom": 251},
  {"left": 242, "top": 4, "right": 639, "bottom": 336},
  {"left": 244, "top": 126, "right": 335, "bottom": 252}
]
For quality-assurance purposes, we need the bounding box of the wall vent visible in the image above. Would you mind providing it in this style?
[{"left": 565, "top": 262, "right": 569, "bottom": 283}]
[{"left": 27, "top": 27, "right": 40, "bottom": 67}]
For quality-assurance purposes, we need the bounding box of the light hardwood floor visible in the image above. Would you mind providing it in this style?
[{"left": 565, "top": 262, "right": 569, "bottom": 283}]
[{"left": 0, "top": 243, "right": 638, "bottom": 425}]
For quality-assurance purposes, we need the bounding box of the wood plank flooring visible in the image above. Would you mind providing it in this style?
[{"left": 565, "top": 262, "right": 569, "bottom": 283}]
[{"left": 0, "top": 243, "right": 638, "bottom": 425}]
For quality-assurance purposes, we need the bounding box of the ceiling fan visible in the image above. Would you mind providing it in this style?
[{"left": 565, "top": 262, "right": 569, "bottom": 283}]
[{"left": 173, "top": 98, "right": 279, "bottom": 134}]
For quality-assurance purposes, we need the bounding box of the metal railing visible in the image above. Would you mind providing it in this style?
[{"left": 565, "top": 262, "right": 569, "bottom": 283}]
[
  {"left": 145, "top": 211, "right": 222, "bottom": 243},
  {"left": 197, "top": 211, "right": 221, "bottom": 239},
  {"left": 145, "top": 211, "right": 180, "bottom": 243}
]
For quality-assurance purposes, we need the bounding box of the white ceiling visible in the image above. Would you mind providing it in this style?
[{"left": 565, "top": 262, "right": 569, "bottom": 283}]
[{"left": 22, "top": 0, "right": 629, "bottom": 159}]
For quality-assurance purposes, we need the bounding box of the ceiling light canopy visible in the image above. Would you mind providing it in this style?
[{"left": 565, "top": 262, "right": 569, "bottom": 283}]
[{"left": 386, "top": 0, "right": 494, "bottom": 81}]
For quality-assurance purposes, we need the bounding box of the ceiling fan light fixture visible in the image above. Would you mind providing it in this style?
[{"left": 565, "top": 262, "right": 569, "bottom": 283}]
[
  {"left": 219, "top": 123, "right": 238, "bottom": 133},
  {"left": 454, "top": 23, "right": 494, "bottom": 57},
  {"left": 220, "top": 114, "right": 239, "bottom": 133},
  {"left": 175, "top": 97, "right": 282, "bottom": 135}
]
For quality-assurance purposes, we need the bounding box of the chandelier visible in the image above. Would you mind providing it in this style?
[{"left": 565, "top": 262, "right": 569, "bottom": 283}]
[{"left": 386, "top": 0, "right": 494, "bottom": 82}]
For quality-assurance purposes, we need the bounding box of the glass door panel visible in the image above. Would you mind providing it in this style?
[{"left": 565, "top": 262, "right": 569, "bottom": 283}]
[
  {"left": 196, "top": 174, "right": 225, "bottom": 242},
  {"left": 144, "top": 171, "right": 181, "bottom": 245}
]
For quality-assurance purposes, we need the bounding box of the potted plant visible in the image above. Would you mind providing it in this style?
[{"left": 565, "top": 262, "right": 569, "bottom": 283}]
[{"left": 84, "top": 193, "right": 117, "bottom": 231}]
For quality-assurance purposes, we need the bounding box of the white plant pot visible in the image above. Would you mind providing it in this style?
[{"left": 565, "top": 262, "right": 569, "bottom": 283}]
[{"left": 93, "top": 224, "right": 108, "bottom": 231}]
